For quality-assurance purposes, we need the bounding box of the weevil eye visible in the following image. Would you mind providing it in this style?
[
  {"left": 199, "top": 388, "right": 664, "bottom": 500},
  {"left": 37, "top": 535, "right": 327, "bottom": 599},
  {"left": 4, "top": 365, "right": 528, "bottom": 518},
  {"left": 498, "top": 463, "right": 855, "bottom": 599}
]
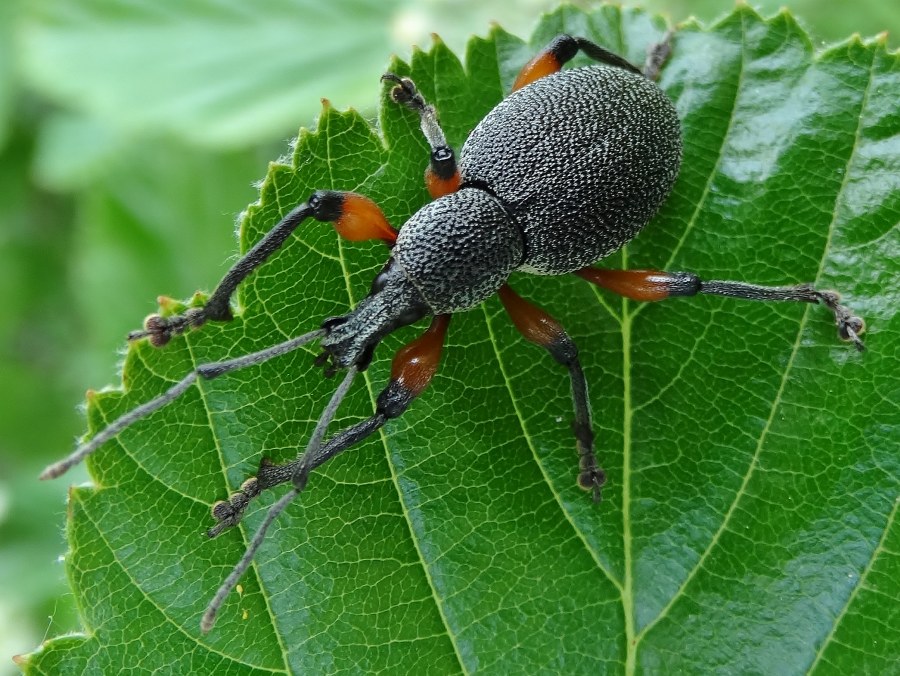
[
  {"left": 370, "top": 270, "right": 389, "bottom": 294},
  {"left": 321, "top": 316, "right": 347, "bottom": 332},
  {"left": 395, "top": 305, "right": 428, "bottom": 326},
  {"left": 369, "top": 258, "right": 397, "bottom": 295}
]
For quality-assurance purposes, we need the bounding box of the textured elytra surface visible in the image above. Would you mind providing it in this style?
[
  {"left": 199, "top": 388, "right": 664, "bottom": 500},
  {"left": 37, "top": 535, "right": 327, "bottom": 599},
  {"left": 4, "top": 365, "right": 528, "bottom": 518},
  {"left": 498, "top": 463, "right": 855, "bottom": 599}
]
[
  {"left": 22, "top": 5, "right": 899, "bottom": 675},
  {"left": 461, "top": 64, "right": 681, "bottom": 275}
]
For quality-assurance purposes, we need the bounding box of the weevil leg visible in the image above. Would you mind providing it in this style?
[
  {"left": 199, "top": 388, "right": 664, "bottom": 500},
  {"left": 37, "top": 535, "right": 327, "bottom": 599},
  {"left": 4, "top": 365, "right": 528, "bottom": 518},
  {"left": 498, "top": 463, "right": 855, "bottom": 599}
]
[
  {"left": 498, "top": 284, "right": 605, "bottom": 501},
  {"left": 201, "top": 314, "right": 451, "bottom": 632},
  {"left": 381, "top": 73, "right": 461, "bottom": 198},
  {"left": 202, "top": 364, "right": 359, "bottom": 633},
  {"left": 39, "top": 328, "right": 326, "bottom": 480},
  {"left": 131, "top": 191, "right": 397, "bottom": 348},
  {"left": 576, "top": 268, "right": 866, "bottom": 351},
  {"left": 512, "top": 34, "right": 642, "bottom": 92},
  {"left": 206, "top": 314, "right": 451, "bottom": 533},
  {"left": 204, "top": 363, "right": 360, "bottom": 538}
]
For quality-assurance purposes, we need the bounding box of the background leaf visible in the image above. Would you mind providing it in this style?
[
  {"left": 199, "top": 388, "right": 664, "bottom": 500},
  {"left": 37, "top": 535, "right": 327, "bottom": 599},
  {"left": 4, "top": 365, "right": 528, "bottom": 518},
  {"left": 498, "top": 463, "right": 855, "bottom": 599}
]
[
  {"left": 20, "top": 5, "right": 899, "bottom": 674},
  {"left": 20, "top": 0, "right": 403, "bottom": 147}
]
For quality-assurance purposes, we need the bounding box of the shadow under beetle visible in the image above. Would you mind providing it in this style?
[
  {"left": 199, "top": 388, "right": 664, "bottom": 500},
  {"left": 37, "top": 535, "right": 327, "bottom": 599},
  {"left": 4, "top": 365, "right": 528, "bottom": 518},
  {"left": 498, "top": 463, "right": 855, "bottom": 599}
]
[{"left": 43, "top": 32, "right": 865, "bottom": 632}]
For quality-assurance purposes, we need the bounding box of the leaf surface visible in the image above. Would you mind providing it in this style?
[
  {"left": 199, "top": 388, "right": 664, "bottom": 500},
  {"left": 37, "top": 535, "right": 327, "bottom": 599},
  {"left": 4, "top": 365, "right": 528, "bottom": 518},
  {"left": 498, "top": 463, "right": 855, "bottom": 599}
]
[
  {"left": 22, "top": 6, "right": 900, "bottom": 674},
  {"left": 20, "top": 0, "right": 404, "bottom": 146}
]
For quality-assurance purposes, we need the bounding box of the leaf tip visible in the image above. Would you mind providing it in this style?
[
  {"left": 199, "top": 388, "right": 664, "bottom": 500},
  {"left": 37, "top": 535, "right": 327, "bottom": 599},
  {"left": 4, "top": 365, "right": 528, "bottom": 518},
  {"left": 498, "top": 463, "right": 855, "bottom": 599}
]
[
  {"left": 772, "top": 5, "right": 800, "bottom": 30},
  {"left": 12, "top": 653, "right": 28, "bottom": 667},
  {"left": 156, "top": 295, "right": 185, "bottom": 316},
  {"left": 677, "top": 15, "right": 703, "bottom": 33},
  {"left": 844, "top": 32, "right": 865, "bottom": 50},
  {"left": 385, "top": 54, "right": 409, "bottom": 78},
  {"left": 728, "top": 0, "right": 766, "bottom": 26}
]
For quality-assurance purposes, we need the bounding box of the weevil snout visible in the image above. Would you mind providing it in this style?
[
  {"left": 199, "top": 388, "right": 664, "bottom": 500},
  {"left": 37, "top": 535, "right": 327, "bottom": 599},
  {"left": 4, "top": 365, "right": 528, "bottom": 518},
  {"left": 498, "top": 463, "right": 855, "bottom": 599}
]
[{"left": 317, "top": 259, "right": 430, "bottom": 372}]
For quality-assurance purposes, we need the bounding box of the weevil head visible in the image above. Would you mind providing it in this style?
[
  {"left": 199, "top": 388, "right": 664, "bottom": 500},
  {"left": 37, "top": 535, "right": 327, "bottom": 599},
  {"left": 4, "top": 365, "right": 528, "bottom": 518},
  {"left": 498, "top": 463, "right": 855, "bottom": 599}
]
[{"left": 318, "top": 257, "right": 429, "bottom": 373}]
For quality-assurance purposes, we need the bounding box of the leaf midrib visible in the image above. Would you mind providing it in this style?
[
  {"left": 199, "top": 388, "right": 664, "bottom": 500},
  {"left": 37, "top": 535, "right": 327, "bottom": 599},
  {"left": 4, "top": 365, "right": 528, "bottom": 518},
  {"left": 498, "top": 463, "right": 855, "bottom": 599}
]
[{"left": 326, "top": 100, "right": 470, "bottom": 673}]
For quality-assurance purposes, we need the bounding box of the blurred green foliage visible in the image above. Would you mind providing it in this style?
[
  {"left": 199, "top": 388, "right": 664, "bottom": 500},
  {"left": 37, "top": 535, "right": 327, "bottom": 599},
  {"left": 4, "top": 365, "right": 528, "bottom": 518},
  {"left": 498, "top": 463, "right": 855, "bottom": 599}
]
[{"left": 1, "top": 0, "right": 896, "bottom": 671}]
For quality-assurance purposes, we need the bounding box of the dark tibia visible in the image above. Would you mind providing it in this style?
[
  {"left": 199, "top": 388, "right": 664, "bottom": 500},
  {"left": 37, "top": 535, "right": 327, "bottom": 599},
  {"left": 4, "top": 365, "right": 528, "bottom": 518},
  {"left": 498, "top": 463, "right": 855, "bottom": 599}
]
[
  {"left": 130, "top": 203, "right": 315, "bottom": 347},
  {"left": 704, "top": 281, "right": 865, "bottom": 349},
  {"left": 259, "top": 413, "right": 389, "bottom": 495},
  {"left": 571, "top": 36, "right": 641, "bottom": 75},
  {"left": 512, "top": 34, "right": 643, "bottom": 92},
  {"left": 262, "top": 380, "right": 412, "bottom": 492},
  {"left": 565, "top": 359, "right": 603, "bottom": 499},
  {"left": 131, "top": 191, "right": 396, "bottom": 348},
  {"left": 204, "top": 204, "right": 316, "bottom": 321},
  {"left": 206, "top": 408, "right": 390, "bottom": 539},
  {"left": 382, "top": 73, "right": 460, "bottom": 198}
]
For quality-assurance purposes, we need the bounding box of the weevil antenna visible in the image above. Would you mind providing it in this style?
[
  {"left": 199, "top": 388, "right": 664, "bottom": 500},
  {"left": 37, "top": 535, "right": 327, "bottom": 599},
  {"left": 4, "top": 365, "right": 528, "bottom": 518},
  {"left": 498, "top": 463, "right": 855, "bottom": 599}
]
[
  {"left": 41, "top": 328, "right": 326, "bottom": 481},
  {"left": 201, "top": 365, "right": 358, "bottom": 633}
]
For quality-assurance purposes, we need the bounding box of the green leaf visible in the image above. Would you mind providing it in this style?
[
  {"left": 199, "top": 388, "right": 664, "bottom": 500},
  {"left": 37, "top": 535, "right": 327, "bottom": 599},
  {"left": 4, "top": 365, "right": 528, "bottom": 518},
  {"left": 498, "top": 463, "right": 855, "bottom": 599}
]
[
  {"left": 0, "top": 0, "right": 19, "bottom": 150},
  {"left": 20, "top": 0, "right": 405, "bottom": 147},
  {"left": 22, "top": 5, "right": 899, "bottom": 674}
]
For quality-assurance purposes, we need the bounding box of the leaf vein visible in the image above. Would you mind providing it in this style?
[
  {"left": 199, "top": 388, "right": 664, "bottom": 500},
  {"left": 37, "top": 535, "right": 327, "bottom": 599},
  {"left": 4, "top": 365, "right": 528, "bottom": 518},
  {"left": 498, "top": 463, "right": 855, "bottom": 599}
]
[
  {"left": 809, "top": 497, "right": 899, "bottom": 673},
  {"left": 184, "top": 336, "right": 292, "bottom": 672},
  {"left": 327, "top": 128, "right": 470, "bottom": 673},
  {"left": 631, "top": 20, "right": 747, "bottom": 324}
]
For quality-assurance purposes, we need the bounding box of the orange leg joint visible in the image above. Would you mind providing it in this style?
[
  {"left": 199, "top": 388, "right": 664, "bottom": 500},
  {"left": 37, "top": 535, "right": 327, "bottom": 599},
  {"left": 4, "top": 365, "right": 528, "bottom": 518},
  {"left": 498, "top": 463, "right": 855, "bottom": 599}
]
[
  {"left": 390, "top": 314, "right": 451, "bottom": 397},
  {"left": 332, "top": 193, "right": 397, "bottom": 245},
  {"left": 513, "top": 51, "right": 564, "bottom": 91},
  {"left": 498, "top": 284, "right": 567, "bottom": 348},
  {"left": 575, "top": 268, "right": 700, "bottom": 301},
  {"left": 425, "top": 166, "right": 462, "bottom": 200}
]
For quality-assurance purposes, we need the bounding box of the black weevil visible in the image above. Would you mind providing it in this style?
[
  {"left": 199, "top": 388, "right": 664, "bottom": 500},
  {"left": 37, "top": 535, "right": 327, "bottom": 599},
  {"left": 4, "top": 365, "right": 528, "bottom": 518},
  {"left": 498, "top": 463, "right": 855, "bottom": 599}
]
[{"left": 42, "top": 33, "right": 864, "bottom": 631}]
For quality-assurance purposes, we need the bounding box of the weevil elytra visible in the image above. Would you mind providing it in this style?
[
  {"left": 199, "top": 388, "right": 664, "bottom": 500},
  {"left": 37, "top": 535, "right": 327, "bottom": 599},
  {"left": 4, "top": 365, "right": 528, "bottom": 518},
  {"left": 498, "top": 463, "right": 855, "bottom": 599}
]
[{"left": 43, "top": 31, "right": 864, "bottom": 632}]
